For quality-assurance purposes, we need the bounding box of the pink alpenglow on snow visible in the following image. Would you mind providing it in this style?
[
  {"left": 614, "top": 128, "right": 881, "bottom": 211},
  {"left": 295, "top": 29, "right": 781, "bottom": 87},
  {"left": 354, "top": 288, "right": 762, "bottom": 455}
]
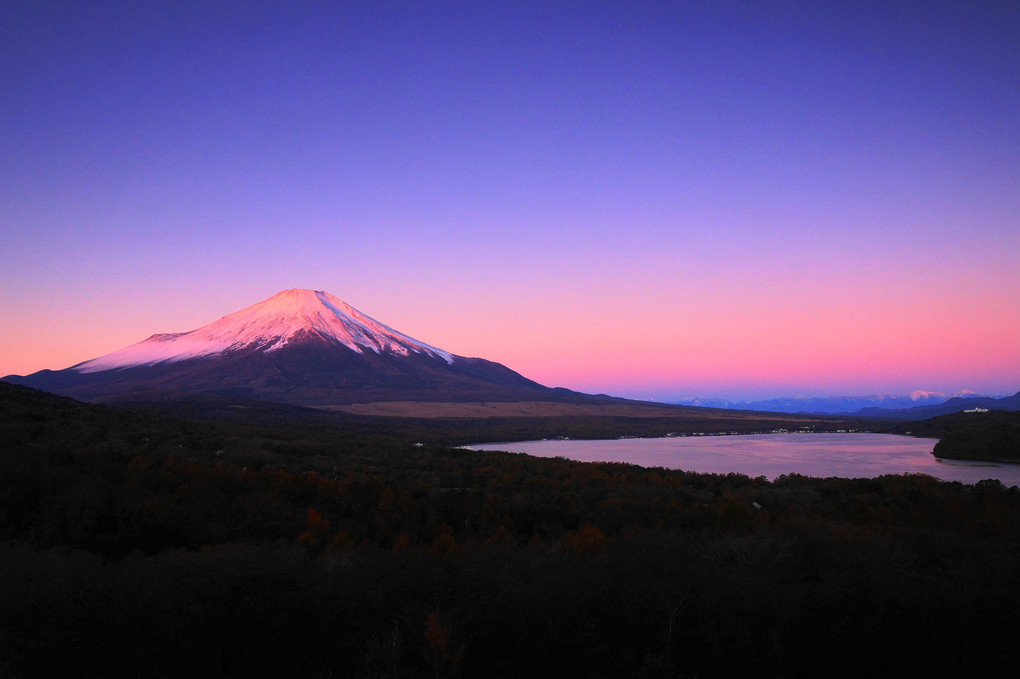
[
  {"left": 6, "top": 288, "right": 556, "bottom": 406},
  {"left": 73, "top": 289, "right": 454, "bottom": 373}
]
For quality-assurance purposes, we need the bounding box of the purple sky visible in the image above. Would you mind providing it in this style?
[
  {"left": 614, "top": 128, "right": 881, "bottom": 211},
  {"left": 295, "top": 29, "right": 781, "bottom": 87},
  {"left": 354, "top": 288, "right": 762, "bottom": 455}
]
[{"left": 2, "top": 2, "right": 1018, "bottom": 401}]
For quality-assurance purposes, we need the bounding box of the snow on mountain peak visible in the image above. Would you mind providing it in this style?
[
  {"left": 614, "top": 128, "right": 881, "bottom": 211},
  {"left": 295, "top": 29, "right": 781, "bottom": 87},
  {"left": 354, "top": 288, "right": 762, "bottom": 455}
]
[
  {"left": 908, "top": 390, "right": 944, "bottom": 401},
  {"left": 909, "top": 390, "right": 979, "bottom": 401},
  {"left": 74, "top": 288, "right": 454, "bottom": 373}
]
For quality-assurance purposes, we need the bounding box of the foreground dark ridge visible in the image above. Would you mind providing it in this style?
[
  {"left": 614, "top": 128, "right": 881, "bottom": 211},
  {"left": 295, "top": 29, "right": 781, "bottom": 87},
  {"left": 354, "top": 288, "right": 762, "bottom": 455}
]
[{"left": 3, "top": 383, "right": 1019, "bottom": 677}]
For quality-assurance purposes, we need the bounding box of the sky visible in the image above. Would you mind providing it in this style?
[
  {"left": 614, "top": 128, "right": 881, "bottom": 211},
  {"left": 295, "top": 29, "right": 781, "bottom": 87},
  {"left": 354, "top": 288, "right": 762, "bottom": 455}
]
[{"left": 2, "top": 1, "right": 1018, "bottom": 402}]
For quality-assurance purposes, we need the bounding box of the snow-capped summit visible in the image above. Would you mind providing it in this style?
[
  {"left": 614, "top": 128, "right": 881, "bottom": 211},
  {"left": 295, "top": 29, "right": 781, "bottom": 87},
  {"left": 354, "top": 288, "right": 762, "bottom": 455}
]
[
  {"left": 6, "top": 288, "right": 558, "bottom": 405},
  {"left": 74, "top": 289, "right": 453, "bottom": 373}
]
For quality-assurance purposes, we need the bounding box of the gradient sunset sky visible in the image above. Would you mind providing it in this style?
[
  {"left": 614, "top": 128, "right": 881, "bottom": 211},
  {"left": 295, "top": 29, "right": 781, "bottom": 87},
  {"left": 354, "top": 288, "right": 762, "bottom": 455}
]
[{"left": 3, "top": 1, "right": 1018, "bottom": 402}]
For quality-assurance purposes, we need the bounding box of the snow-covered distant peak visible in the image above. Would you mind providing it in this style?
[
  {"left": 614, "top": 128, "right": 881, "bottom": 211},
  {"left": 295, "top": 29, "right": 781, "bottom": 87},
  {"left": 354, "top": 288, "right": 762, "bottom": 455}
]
[
  {"left": 74, "top": 288, "right": 454, "bottom": 373},
  {"left": 908, "top": 390, "right": 946, "bottom": 401},
  {"left": 908, "top": 390, "right": 984, "bottom": 401}
]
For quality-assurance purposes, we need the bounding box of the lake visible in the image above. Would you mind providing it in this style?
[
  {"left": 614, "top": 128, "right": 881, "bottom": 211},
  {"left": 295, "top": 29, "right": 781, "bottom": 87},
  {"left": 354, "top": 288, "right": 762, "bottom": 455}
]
[{"left": 469, "top": 433, "right": 1020, "bottom": 487}]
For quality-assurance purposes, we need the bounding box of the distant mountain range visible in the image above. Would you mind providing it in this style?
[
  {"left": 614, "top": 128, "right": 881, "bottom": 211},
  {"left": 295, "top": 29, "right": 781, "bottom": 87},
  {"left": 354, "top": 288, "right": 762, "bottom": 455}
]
[
  {"left": 671, "top": 391, "right": 1020, "bottom": 418},
  {"left": 2, "top": 289, "right": 590, "bottom": 406},
  {"left": 853, "top": 392, "right": 1020, "bottom": 420}
]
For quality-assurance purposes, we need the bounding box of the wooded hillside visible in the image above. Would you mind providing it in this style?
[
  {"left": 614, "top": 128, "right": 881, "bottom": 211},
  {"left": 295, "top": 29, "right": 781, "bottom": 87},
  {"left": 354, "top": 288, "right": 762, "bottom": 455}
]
[{"left": 2, "top": 383, "right": 1018, "bottom": 677}]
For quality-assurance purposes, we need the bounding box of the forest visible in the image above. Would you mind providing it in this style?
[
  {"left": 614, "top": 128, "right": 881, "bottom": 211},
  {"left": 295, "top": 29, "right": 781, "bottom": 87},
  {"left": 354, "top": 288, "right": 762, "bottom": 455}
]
[
  {"left": 2, "top": 382, "right": 1020, "bottom": 678},
  {"left": 901, "top": 410, "right": 1020, "bottom": 461}
]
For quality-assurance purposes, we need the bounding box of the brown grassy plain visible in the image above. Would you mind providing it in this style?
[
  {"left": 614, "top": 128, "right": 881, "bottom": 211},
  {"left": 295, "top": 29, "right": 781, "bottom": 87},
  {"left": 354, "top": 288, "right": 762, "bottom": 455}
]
[{"left": 316, "top": 400, "right": 823, "bottom": 421}]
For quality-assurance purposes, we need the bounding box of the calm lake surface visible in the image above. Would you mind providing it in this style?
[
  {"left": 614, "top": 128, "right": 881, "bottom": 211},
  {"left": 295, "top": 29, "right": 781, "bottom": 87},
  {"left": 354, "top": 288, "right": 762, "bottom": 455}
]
[{"left": 469, "top": 433, "right": 1020, "bottom": 487}]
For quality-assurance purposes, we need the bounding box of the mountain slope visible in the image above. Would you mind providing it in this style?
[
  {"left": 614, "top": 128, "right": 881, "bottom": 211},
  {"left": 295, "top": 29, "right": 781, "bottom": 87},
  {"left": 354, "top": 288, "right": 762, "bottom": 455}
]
[{"left": 3, "top": 289, "right": 571, "bottom": 406}]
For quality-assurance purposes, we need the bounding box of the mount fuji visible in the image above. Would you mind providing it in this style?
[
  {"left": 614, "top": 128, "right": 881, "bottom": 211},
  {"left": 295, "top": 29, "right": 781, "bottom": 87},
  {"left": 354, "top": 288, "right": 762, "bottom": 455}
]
[{"left": 4, "top": 289, "right": 574, "bottom": 406}]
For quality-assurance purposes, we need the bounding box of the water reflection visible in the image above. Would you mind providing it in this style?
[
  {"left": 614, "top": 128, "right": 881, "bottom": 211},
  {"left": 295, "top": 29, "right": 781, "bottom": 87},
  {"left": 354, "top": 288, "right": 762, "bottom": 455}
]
[{"left": 470, "top": 433, "right": 1020, "bottom": 487}]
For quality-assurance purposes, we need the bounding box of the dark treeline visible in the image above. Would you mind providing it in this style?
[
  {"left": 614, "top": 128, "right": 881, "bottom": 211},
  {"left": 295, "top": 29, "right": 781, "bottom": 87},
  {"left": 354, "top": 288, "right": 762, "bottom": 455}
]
[
  {"left": 899, "top": 410, "right": 1020, "bottom": 461},
  {"left": 2, "top": 383, "right": 1020, "bottom": 677}
]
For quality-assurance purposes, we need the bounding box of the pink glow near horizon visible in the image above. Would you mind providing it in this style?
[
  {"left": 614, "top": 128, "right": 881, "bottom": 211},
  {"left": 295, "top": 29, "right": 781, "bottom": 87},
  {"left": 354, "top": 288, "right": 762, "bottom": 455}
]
[
  {"left": 2, "top": 4, "right": 1018, "bottom": 402},
  {"left": 1, "top": 267, "right": 1017, "bottom": 401}
]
